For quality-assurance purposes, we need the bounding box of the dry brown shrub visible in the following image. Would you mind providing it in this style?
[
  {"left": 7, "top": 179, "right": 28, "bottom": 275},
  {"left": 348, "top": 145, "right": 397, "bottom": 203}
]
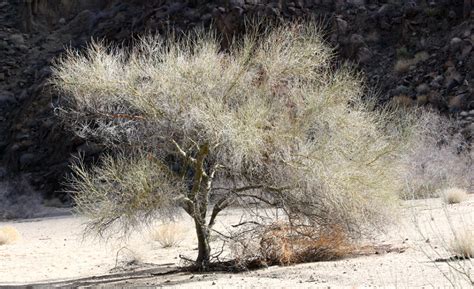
[
  {"left": 394, "top": 59, "right": 413, "bottom": 74},
  {"left": 392, "top": 95, "right": 413, "bottom": 107},
  {"left": 394, "top": 52, "right": 428, "bottom": 74},
  {"left": 416, "top": 94, "right": 429, "bottom": 106},
  {"left": 0, "top": 225, "right": 20, "bottom": 245},
  {"left": 414, "top": 51, "right": 429, "bottom": 63},
  {"left": 258, "top": 223, "right": 352, "bottom": 266}
]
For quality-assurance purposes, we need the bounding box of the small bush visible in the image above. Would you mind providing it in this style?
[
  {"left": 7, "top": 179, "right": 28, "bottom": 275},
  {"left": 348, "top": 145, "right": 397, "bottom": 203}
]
[
  {"left": 0, "top": 225, "right": 20, "bottom": 245},
  {"left": 450, "top": 229, "right": 474, "bottom": 258},
  {"left": 400, "top": 111, "right": 473, "bottom": 199},
  {"left": 442, "top": 187, "right": 468, "bottom": 204},
  {"left": 394, "top": 52, "right": 429, "bottom": 75},
  {"left": 392, "top": 95, "right": 413, "bottom": 107},
  {"left": 394, "top": 59, "right": 413, "bottom": 74},
  {"left": 150, "top": 222, "right": 185, "bottom": 248}
]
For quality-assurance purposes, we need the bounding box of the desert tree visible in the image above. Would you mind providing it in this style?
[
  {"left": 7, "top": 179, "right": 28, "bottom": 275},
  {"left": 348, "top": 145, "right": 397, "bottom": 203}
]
[{"left": 51, "top": 23, "right": 416, "bottom": 268}]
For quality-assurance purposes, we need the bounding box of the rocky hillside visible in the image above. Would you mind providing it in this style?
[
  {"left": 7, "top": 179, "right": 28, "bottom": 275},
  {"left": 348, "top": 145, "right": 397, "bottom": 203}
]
[{"left": 0, "top": 0, "right": 473, "bottom": 206}]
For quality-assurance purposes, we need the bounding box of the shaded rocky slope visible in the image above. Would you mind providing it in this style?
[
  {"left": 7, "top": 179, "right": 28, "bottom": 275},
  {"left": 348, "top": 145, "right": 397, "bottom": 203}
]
[{"left": 0, "top": 0, "right": 473, "bottom": 209}]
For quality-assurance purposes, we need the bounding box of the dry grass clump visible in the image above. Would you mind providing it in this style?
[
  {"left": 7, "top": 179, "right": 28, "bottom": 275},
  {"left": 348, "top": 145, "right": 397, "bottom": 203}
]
[
  {"left": 394, "top": 51, "right": 429, "bottom": 74},
  {"left": 150, "top": 222, "right": 185, "bottom": 248},
  {"left": 450, "top": 229, "right": 474, "bottom": 258},
  {"left": 0, "top": 225, "right": 20, "bottom": 245},
  {"left": 392, "top": 94, "right": 413, "bottom": 107},
  {"left": 442, "top": 187, "right": 468, "bottom": 204},
  {"left": 394, "top": 58, "right": 414, "bottom": 74}
]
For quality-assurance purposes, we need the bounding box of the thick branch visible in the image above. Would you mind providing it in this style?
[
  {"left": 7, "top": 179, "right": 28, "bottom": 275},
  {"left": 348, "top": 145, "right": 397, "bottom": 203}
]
[
  {"left": 176, "top": 196, "right": 195, "bottom": 217},
  {"left": 208, "top": 196, "right": 235, "bottom": 229}
]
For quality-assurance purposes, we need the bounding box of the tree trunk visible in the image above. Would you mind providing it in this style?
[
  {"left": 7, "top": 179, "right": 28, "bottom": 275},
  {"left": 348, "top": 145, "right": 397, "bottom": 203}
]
[{"left": 194, "top": 217, "right": 211, "bottom": 268}]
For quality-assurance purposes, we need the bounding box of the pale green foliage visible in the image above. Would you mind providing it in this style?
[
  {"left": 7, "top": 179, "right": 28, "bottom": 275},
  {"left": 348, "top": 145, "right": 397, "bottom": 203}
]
[
  {"left": 52, "top": 24, "right": 415, "bottom": 240},
  {"left": 69, "top": 155, "right": 184, "bottom": 235}
]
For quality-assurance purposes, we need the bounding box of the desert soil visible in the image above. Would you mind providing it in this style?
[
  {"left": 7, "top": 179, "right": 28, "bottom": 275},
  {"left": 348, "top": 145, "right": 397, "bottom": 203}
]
[{"left": 0, "top": 196, "right": 473, "bottom": 288}]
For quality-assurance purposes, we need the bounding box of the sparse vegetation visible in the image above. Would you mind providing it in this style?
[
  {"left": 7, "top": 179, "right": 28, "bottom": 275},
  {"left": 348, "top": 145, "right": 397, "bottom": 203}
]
[
  {"left": 0, "top": 225, "right": 20, "bottom": 245},
  {"left": 394, "top": 51, "right": 429, "bottom": 74},
  {"left": 392, "top": 94, "right": 413, "bottom": 107},
  {"left": 150, "top": 222, "right": 186, "bottom": 248},
  {"left": 400, "top": 111, "right": 473, "bottom": 199},
  {"left": 442, "top": 187, "right": 468, "bottom": 204},
  {"left": 394, "top": 58, "right": 413, "bottom": 74},
  {"left": 450, "top": 229, "right": 474, "bottom": 258},
  {"left": 113, "top": 246, "right": 144, "bottom": 269},
  {"left": 52, "top": 23, "right": 417, "bottom": 268}
]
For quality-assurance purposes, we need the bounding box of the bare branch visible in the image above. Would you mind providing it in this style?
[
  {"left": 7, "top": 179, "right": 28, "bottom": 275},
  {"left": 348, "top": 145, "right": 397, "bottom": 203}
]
[
  {"left": 172, "top": 139, "right": 196, "bottom": 165},
  {"left": 231, "top": 221, "right": 262, "bottom": 228}
]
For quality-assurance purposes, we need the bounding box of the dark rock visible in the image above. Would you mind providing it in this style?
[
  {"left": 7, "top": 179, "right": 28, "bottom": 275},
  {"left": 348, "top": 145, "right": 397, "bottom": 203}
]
[
  {"left": 9, "top": 34, "right": 25, "bottom": 46},
  {"left": 450, "top": 37, "right": 463, "bottom": 51},
  {"left": 460, "top": 45, "right": 472, "bottom": 59},
  {"left": 394, "top": 85, "right": 410, "bottom": 96},
  {"left": 76, "top": 142, "right": 103, "bottom": 156},
  {"left": 416, "top": 83, "right": 430, "bottom": 94},
  {"left": 336, "top": 17, "right": 348, "bottom": 34},
  {"left": 357, "top": 47, "right": 372, "bottom": 63},
  {"left": 350, "top": 34, "right": 364, "bottom": 45},
  {"left": 347, "top": 0, "right": 365, "bottom": 7},
  {"left": 229, "top": 0, "right": 245, "bottom": 8},
  {"left": 63, "top": 10, "right": 96, "bottom": 36},
  {"left": 19, "top": 153, "right": 37, "bottom": 168},
  {"left": 377, "top": 4, "right": 393, "bottom": 17},
  {"left": 0, "top": 166, "right": 6, "bottom": 179},
  {"left": 448, "top": 10, "right": 456, "bottom": 19},
  {"left": 0, "top": 91, "right": 15, "bottom": 104}
]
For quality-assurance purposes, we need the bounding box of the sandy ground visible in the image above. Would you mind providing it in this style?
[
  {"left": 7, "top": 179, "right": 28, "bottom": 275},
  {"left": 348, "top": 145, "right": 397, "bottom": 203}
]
[{"left": 0, "top": 196, "right": 473, "bottom": 288}]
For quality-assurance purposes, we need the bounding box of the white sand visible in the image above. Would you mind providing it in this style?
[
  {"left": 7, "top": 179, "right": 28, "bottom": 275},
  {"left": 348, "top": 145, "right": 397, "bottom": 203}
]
[{"left": 0, "top": 196, "right": 473, "bottom": 288}]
